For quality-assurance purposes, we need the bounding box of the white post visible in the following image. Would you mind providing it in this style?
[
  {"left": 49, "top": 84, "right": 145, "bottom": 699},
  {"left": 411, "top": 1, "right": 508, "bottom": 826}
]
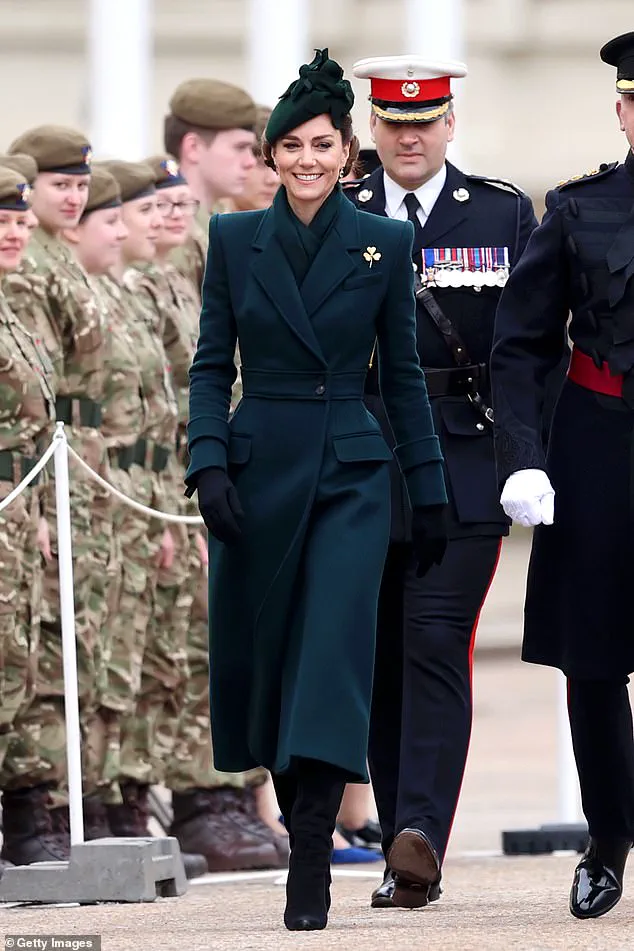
[
  {"left": 247, "top": 0, "right": 309, "bottom": 108},
  {"left": 53, "top": 423, "right": 84, "bottom": 846},
  {"left": 88, "top": 0, "right": 153, "bottom": 159},
  {"left": 557, "top": 673, "right": 583, "bottom": 823},
  {"left": 404, "top": 0, "right": 465, "bottom": 164}
]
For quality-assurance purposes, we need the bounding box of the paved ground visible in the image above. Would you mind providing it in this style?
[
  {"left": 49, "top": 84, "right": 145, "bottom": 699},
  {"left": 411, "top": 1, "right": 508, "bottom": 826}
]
[{"left": 4, "top": 530, "right": 632, "bottom": 950}]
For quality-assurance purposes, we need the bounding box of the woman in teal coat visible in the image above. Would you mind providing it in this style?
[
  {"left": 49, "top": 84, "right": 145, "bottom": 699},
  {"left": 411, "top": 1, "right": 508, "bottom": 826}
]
[{"left": 186, "top": 50, "right": 447, "bottom": 930}]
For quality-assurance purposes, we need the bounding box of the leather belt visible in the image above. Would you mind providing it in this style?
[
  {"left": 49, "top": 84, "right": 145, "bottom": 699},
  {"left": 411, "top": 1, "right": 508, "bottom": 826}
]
[
  {"left": 0, "top": 449, "right": 40, "bottom": 485},
  {"left": 567, "top": 347, "right": 624, "bottom": 397},
  {"left": 242, "top": 369, "right": 366, "bottom": 400},
  {"left": 108, "top": 438, "right": 170, "bottom": 473},
  {"left": 56, "top": 395, "right": 102, "bottom": 429},
  {"left": 424, "top": 364, "right": 488, "bottom": 399}
]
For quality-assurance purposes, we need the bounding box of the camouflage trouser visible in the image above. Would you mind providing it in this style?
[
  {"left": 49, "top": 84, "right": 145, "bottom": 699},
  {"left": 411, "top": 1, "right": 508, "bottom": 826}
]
[
  {"left": 0, "top": 481, "right": 41, "bottom": 787},
  {"left": 1, "top": 431, "right": 117, "bottom": 804},
  {"left": 164, "top": 518, "right": 266, "bottom": 792}
]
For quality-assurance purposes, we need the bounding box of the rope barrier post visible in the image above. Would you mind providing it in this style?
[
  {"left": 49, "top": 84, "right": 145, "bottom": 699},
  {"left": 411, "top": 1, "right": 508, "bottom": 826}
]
[{"left": 53, "top": 422, "right": 85, "bottom": 847}]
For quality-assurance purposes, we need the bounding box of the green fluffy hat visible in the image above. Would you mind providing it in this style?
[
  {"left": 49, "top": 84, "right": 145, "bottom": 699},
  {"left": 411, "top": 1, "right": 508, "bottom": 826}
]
[{"left": 265, "top": 48, "right": 354, "bottom": 144}]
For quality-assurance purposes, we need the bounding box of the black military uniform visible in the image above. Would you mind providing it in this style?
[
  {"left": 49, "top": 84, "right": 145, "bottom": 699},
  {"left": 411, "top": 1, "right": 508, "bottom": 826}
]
[
  {"left": 491, "top": 31, "right": 634, "bottom": 922},
  {"left": 347, "top": 55, "right": 537, "bottom": 906}
]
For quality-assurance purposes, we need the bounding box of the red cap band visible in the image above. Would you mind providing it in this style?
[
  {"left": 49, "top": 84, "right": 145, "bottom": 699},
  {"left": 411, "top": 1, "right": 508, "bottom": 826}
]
[{"left": 370, "top": 76, "right": 451, "bottom": 103}]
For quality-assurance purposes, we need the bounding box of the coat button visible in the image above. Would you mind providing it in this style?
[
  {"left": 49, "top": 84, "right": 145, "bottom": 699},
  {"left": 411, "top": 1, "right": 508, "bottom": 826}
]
[
  {"left": 476, "top": 422, "right": 485, "bottom": 431},
  {"left": 315, "top": 383, "right": 326, "bottom": 395}
]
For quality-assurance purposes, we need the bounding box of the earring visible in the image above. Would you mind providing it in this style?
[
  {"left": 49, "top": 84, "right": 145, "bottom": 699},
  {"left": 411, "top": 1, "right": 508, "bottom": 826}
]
[{"left": 339, "top": 168, "right": 346, "bottom": 179}]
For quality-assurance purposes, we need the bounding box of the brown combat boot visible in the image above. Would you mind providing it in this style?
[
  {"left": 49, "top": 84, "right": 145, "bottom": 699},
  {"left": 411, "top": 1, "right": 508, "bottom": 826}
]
[
  {"left": 240, "top": 785, "right": 290, "bottom": 866},
  {"left": 1, "top": 785, "right": 70, "bottom": 865},
  {"left": 170, "top": 787, "right": 282, "bottom": 872},
  {"left": 83, "top": 794, "right": 112, "bottom": 840},
  {"left": 106, "top": 781, "right": 207, "bottom": 880}
]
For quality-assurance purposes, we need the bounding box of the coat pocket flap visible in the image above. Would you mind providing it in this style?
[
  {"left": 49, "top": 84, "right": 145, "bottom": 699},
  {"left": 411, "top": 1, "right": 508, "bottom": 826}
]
[
  {"left": 439, "top": 400, "right": 489, "bottom": 437},
  {"left": 332, "top": 432, "right": 393, "bottom": 463},
  {"left": 342, "top": 273, "right": 383, "bottom": 291},
  {"left": 227, "top": 433, "right": 252, "bottom": 465}
]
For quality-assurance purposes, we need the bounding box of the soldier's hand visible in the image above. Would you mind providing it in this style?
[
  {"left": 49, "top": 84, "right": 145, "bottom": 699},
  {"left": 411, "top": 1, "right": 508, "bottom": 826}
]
[
  {"left": 37, "top": 516, "right": 52, "bottom": 562},
  {"left": 195, "top": 466, "right": 244, "bottom": 545},
  {"left": 158, "top": 527, "right": 175, "bottom": 569}
]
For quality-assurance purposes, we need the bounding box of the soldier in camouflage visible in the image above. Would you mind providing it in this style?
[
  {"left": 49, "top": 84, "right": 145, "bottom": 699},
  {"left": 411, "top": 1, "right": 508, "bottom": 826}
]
[
  {"left": 0, "top": 169, "right": 57, "bottom": 874},
  {"left": 0, "top": 127, "right": 112, "bottom": 863}
]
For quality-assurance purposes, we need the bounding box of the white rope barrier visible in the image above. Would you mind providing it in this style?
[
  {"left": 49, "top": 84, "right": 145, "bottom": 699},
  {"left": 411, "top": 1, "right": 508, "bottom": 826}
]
[{"left": 66, "top": 444, "right": 203, "bottom": 525}]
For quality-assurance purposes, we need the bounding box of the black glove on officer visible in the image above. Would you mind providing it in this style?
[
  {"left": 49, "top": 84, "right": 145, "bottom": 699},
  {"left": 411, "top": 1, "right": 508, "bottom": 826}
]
[
  {"left": 411, "top": 504, "right": 448, "bottom": 578},
  {"left": 195, "top": 466, "right": 244, "bottom": 545}
]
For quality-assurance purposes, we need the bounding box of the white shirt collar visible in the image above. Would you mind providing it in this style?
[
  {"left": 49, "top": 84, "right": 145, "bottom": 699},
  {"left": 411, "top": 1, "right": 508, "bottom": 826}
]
[{"left": 383, "top": 164, "right": 447, "bottom": 219}]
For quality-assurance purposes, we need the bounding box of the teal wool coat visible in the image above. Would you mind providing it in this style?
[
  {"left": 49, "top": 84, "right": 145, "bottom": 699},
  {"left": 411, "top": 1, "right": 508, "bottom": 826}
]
[{"left": 187, "top": 195, "right": 447, "bottom": 781}]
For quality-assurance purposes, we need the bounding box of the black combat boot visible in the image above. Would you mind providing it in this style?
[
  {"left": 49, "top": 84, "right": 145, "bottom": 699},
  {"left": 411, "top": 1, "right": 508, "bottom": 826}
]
[
  {"left": 1, "top": 785, "right": 70, "bottom": 864},
  {"left": 170, "top": 787, "right": 280, "bottom": 872},
  {"left": 106, "top": 781, "right": 206, "bottom": 879}
]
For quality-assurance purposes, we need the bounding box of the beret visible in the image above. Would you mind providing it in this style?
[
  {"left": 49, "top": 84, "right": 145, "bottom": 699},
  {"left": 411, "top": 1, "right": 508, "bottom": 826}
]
[
  {"left": 0, "top": 153, "right": 38, "bottom": 184},
  {"left": 82, "top": 167, "right": 122, "bottom": 217},
  {"left": 169, "top": 78, "right": 257, "bottom": 131},
  {"left": 9, "top": 125, "right": 92, "bottom": 174},
  {"left": 0, "top": 167, "right": 31, "bottom": 211},
  {"left": 99, "top": 160, "right": 156, "bottom": 203},
  {"left": 144, "top": 154, "right": 188, "bottom": 189}
]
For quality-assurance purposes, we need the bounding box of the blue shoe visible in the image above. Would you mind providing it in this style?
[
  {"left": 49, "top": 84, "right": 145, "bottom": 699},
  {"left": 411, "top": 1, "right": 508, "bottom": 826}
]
[{"left": 331, "top": 846, "right": 382, "bottom": 864}]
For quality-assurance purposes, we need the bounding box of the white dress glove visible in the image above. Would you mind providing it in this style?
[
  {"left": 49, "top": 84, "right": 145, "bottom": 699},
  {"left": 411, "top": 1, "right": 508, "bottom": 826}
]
[{"left": 500, "top": 469, "right": 555, "bottom": 527}]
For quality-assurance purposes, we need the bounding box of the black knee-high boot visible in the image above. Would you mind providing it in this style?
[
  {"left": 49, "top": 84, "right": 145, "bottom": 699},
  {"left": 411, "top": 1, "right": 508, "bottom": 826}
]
[
  {"left": 283, "top": 757, "right": 346, "bottom": 932},
  {"left": 271, "top": 771, "right": 298, "bottom": 850}
]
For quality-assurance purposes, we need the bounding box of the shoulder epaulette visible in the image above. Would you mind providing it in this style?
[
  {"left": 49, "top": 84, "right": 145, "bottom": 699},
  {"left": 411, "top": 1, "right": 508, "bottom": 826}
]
[
  {"left": 556, "top": 161, "right": 619, "bottom": 190},
  {"left": 465, "top": 173, "right": 526, "bottom": 197},
  {"left": 341, "top": 174, "right": 371, "bottom": 191}
]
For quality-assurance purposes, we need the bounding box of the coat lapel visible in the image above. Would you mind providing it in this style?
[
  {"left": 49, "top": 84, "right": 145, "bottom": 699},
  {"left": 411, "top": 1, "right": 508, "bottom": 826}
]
[
  {"left": 251, "top": 208, "right": 326, "bottom": 365},
  {"left": 300, "top": 197, "right": 362, "bottom": 316},
  {"left": 419, "top": 162, "right": 470, "bottom": 249}
]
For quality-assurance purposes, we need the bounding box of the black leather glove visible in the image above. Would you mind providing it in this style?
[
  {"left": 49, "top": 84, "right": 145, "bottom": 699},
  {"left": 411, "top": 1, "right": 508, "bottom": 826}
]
[
  {"left": 195, "top": 466, "right": 244, "bottom": 545},
  {"left": 411, "top": 504, "right": 448, "bottom": 578}
]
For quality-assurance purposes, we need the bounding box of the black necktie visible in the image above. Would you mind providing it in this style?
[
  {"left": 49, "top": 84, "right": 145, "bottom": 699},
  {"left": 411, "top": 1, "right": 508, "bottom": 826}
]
[{"left": 403, "top": 192, "right": 425, "bottom": 252}]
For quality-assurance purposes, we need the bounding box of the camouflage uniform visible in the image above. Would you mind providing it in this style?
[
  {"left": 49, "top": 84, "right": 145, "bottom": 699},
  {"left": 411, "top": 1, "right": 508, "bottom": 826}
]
[
  {"left": 3, "top": 230, "right": 110, "bottom": 805},
  {"left": 0, "top": 294, "right": 55, "bottom": 787},
  {"left": 106, "top": 269, "right": 179, "bottom": 786}
]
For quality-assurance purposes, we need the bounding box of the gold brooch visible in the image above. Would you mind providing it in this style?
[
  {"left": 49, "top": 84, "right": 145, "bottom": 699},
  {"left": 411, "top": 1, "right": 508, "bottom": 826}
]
[{"left": 363, "top": 246, "right": 381, "bottom": 268}]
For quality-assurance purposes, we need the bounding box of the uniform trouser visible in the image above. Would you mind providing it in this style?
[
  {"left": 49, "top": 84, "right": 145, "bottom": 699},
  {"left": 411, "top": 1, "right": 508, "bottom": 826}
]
[
  {"left": 368, "top": 534, "right": 501, "bottom": 862},
  {"left": 99, "top": 463, "right": 161, "bottom": 794},
  {"left": 567, "top": 677, "right": 634, "bottom": 839},
  {"left": 0, "top": 483, "right": 41, "bottom": 786},
  {"left": 1, "top": 432, "right": 116, "bottom": 803}
]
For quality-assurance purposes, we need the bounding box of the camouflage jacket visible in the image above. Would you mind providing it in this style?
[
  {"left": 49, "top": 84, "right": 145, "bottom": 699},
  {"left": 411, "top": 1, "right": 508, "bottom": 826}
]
[
  {"left": 0, "top": 292, "right": 55, "bottom": 455},
  {"left": 5, "top": 229, "right": 104, "bottom": 400}
]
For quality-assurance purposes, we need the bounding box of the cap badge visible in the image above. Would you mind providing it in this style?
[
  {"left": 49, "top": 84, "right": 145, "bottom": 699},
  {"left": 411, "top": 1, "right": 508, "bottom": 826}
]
[
  {"left": 363, "top": 246, "right": 382, "bottom": 268},
  {"left": 357, "top": 188, "right": 373, "bottom": 203},
  {"left": 18, "top": 183, "right": 31, "bottom": 203},
  {"left": 162, "top": 158, "right": 180, "bottom": 178},
  {"left": 407, "top": 67, "right": 414, "bottom": 77},
  {"left": 401, "top": 81, "right": 421, "bottom": 99},
  {"left": 453, "top": 187, "right": 470, "bottom": 203},
  {"left": 82, "top": 146, "right": 93, "bottom": 168}
]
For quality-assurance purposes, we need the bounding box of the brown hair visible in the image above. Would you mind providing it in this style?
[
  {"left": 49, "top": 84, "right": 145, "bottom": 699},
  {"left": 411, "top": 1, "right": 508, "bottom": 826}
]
[
  {"left": 163, "top": 114, "right": 217, "bottom": 161},
  {"left": 262, "top": 113, "right": 360, "bottom": 177}
]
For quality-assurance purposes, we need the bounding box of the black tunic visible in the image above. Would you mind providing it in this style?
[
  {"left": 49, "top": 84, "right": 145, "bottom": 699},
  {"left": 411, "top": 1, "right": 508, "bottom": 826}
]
[{"left": 491, "top": 151, "right": 634, "bottom": 678}]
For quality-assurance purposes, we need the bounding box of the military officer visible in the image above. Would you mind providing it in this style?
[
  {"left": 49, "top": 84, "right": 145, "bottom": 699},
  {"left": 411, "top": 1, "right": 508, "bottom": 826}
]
[
  {"left": 491, "top": 31, "right": 634, "bottom": 920},
  {"left": 346, "top": 56, "right": 538, "bottom": 908}
]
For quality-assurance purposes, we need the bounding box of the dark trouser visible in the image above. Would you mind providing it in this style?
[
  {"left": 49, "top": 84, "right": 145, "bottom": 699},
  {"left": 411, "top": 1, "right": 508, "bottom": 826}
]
[
  {"left": 567, "top": 677, "right": 634, "bottom": 838},
  {"left": 369, "top": 535, "right": 501, "bottom": 862}
]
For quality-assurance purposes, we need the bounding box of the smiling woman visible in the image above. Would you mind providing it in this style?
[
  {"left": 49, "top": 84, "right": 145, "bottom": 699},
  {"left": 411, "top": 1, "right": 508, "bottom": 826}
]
[{"left": 187, "top": 48, "right": 447, "bottom": 933}]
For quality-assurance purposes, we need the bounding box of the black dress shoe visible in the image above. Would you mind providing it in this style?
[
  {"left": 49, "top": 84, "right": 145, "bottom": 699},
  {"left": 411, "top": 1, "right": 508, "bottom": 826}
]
[
  {"left": 371, "top": 868, "right": 442, "bottom": 909},
  {"left": 570, "top": 836, "right": 632, "bottom": 919},
  {"left": 339, "top": 818, "right": 382, "bottom": 852},
  {"left": 388, "top": 828, "right": 442, "bottom": 909}
]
